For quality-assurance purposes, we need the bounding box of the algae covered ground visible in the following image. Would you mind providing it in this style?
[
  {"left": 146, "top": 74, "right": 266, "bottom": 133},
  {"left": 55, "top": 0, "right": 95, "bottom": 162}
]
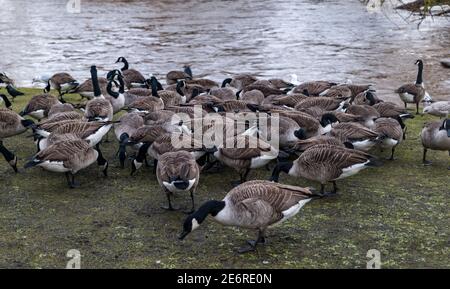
[{"left": 0, "top": 88, "right": 449, "bottom": 269}]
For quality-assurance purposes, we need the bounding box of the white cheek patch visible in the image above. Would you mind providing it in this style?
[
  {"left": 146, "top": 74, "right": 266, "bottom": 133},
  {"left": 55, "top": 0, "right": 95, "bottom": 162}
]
[
  {"left": 134, "top": 159, "right": 143, "bottom": 170},
  {"left": 191, "top": 219, "right": 200, "bottom": 231}
]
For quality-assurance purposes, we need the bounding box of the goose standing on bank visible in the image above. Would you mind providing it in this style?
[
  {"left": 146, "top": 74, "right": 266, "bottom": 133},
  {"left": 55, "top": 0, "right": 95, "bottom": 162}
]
[
  {"left": 271, "top": 144, "right": 382, "bottom": 195},
  {"left": 178, "top": 180, "right": 318, "bottom": 253},
  {"left": 115, "top": 57, "right": 146, "bottom": 89},
  {"left": 43, "top": 73, "right": 79, "bottom": 101},
  {"left": 84, "top": 66, "right": 113, "bottom": 121},
  {"left": 420, "top": 119, "right": 450, "bottom": 169},
  {"left": 24, "top": 138, "right": 108, "bottom": 188},
  {"left": 423, "top": 101, "right": 450, "bottom": 118},
  {"left": 395, "top": 59, "right": 426, "bottom": 114},
  {"left": 373, "top": 118, "right": 403, "bottom": 160},
  {"left": 156, "top": 151, "right": 200, "bottom": 213},
  {"left": 19, "top": 94, "right": 61, "bottom": 120},
  {"left": 0, "top": 108, "right": 34, "bottom": 172},
  {"left": 114, "top": 112, "right": 145, "bottom": 168}
]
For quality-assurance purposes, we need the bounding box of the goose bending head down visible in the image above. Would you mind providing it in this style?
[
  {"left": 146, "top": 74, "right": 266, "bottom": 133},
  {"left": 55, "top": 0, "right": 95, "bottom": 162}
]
[{"left": 178, "top": 180, "right": 319, "bottom": 253}]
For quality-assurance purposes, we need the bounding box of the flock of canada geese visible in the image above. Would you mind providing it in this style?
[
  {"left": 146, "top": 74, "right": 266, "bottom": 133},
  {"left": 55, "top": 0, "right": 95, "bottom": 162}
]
[{"left": 0, "top": 57, "right": 449, "bottom": 253}]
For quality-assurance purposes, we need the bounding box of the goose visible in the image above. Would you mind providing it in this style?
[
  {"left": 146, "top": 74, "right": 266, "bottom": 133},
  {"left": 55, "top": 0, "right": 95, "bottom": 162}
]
[
  {"left": 114, "top": 112, "right": 145, "bottom": 168},
  {"left": 346, "top": 84, "right": 374, "bottom": 98},
  {"left": 351, "top": 89, "right": 380, "bottom": 105},
  {"left": 156, "top": 151, "right": 200, "bottom": 213},
  {"left": 43, "top": 73, "right": 79, "bottom": 100},
  {"left": 187, "top": 77, "right": 218, "bottom": 90},
  {"left": 292, "top": 81, "right": 337, "bottom": 96},
  {"left": 0, "top": 72, "right": 14, "bottom": 85},
  {"left": 373, "top": 101, "right": 414, "bottom": 139},
  {"left": 0, "top": 94, "right": 12, "bottom": 109},
  {"left": 84, "top": 66, "right": 113, "bottom": 121},
  {"left": 286, "top": 135, "right": 350, "bottom": 153},
  {"left": 0, "top": 108, "right": 34, "bottom": 172},
  {"left": 19, "top": 94, "right": 61, "bottom": 120},
  {"left": 222, "top": 74, "right": 258, "bottom": 90},
  {"left": 420, "top": 119, "right": 450, "bottom": 169},
  {"left": 213, "top": 135, "right": 279, "bottom": 185},
  {"left": 294, "top": 97, "right": 348, "bottom": 112},
  {"left": 166, "top": 69, "right": 192, "bottom": 85},
  {"left": 268, "top": 78, "right": 295, "bottom": 90},
  {"left": 124, "top": 95, "right": 165, "bottom": 113},
  {"left": 239, "top": 89, "right": 265, "bottom": 105},
  {"left": 345, "top": 104, "right": 380, "bottom": 128},
  {"left": 209, "top": 86, "right": 237, "bottom": 101},
  {"left": 329, "top": 122, "right": 380, "bottom": 151},
  {"left": 319, "top": 84, "right": 352, "bottom": 98},
  {"left": 72, "top": 77, "right": 109, "bottom": 100},
  {"left": 178, "top": 180, "right": 317, "bottom": 253},
  {"left": 395, "top": 59, "right": 426, "bottom": 114},
  {"left": 149, "top": 76, "right": 185, "bottom": 106},
  {"left": 423, "top": 101, "right": 450, "bottom": 118},
  {"left": 105, "top": 71, "right": 126, "bottom": 113},
  {"left": 271, "top": 93, "right": 308, "bottom": 107},
  {"left": 241, "top": 83, "right": 286, "bottom": 97},
  {"left": 51, "top": 120, "right": 114, "bottom": 148},
  {"left": 48, "top": 103, "right": 74, "bottom": 116},
  {"left": 24, "top": 138, "right": 108, "bottom": 188},
  {"left": 271, "top": 144, "right": 381, "bottom": 195},
  {"left": 6, "top": 84, "right": 25, "bottom": 100},
  {"left": 207, "top": 100, "right": 254, "bottom": 113},
  {"left": 373, "top": 118, "right": 403, "bottom": 160},
  {"left": 115, "top": 57, "right": 146, "bottom": 89}
]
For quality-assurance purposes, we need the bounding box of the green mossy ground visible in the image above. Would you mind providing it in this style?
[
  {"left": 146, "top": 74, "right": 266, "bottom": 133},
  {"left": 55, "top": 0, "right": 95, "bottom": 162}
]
[{"left": 0, "top": 88, "right": 449, "bottom": 268}]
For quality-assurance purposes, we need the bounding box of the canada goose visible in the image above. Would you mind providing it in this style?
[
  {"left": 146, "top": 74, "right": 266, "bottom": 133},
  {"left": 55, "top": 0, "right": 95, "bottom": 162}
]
[
  {"left": 48, "top": 103, "right": 74, "bottom": 116},
  {"left": 373, "top": 101, "right": 414, "bottom": 139},
  {"left": 373, "top": 118, "right": 403, "bottom": 160},
  {"left": 105, "top": 71, "right": 126, "bottom": 113},
  {"left": 238, "top": 89, "right": 264, "bottom": 105},
  {"left": 329, "top": 122, "right": 380, "bottom": 151},
  {"left": 187, "top": 78, "right": 218, "bottom": 90},
  {"left": 271, "top": 93, "right": 308, "bottom": 107},
  {"left": 116, "top": 57, "right": 146, "bottom": 89},
  {"left": 178, "top": 180, "right": 317, "bottom": 253},
  {"left": 20, "top": 94, "right": 61, "bottom": 120},
  {"left": 319, "top": 84, "right": 352, "bottom": 98},
  {"left": 346, "top": 84, "right": 374, "bottom": 98},
  {"left": 292, "top": 81, "right": 337, "bottom": 96},
  {"left": 6, "top": 84, "right": 25, "bottom": 100},
  {"left": 351, "top": 89, "right": 380, "bottom": 105},
  {"left": 241, "top": 83, "right": 286, "bottom": 97},
  {"left": 222, "top": 74, "right": 258, "bottom": 90},
  {"left": 84, "top": 66, "right": 113, "bottom": 121},
  {"left": 207, "top": 100, "right": 254, "bottom": 113},
  {"left": 423, "top": 101, "right": 450, "bottom": 118},
  {"left": 295, "top": 97, "right": 348, "bottom": 112},
  {"left": 274, "top": 110, "right": 339, "bottom": 139},
  {"left": 268, "top": 78, "right": 295, "bottom": 90},
  {"left": 0, "top": 94, "right": 12, "bottom": 109},
  {"left": 345, "top": 104, "right": 380, "bottom": 128},
  {"left": 114, "top": 112, "right": 144, "bottom": 168},
  {"left": 166, "top": 69, "right": 192, "bottom": 85},
  {"left": 24, "top": 138, "right": 108, "bottom": 188},
  {"left": 271, "top": 144, "right": 381, "bottom": 195},
  {"left": 148, "top": 76, "right": 185, "bottom": 106},
  {"left": 124, "top": 95, "right": 165, "bottom": 113},
  {"left": 51, "top": 120, "right": 114, "bottom": 148},
  {"left": 286, "top": 135, "right": 349, "bottom": 153},
  {"left": 420, "top": 119, "right": 450, "bottom": 168},
  {"left": 209, "top": 87, "right": 237, "bottom": 101},
  {"left": 72, "top": 77, "right": 108, "bottom": 100},
  {"left": 43, "top": 73, "right": 79, "bottom": 101},
  {"left": 156, "top": 151, "right": 200, "bottom": 213},
  {"left": 0, "top": 108, "right": 34, "bottom": 172},
  {"left": 214, "top": 135, "right": 279, "bottom": 185},
  {"left": 33, "top": 119, "right": 83, "bottom": 140},
  {"left": 395, "top": 59, "right": 426, "bottom": 114},
  {"left": 0, "top": 72, "right": 14, "bottom": 85}
]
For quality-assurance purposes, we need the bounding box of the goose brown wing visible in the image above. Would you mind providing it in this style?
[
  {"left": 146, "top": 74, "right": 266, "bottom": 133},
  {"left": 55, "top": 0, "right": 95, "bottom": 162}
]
[{"left": 35, "top": 140, "right": 89, "bottom": 162}]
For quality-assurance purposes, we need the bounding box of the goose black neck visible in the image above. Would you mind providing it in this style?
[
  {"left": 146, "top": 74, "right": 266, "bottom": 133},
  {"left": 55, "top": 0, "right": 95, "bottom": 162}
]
[
  {"left": 118, "top": 76, "right": 125, "bottom": 93},
  {"left": 136, "top": 142, "right": 151, "bottom": 162},
  {"left": 270, "top": 161, "right": 293, "bottom": 182},
  {"left": 121, "top": 58, "right": 129, "bottom": 71},
  {"left": 150, "top": 77, "right": 159, "bottom": 97},
  {"left": 416, "top": 61, "right": 423, "bottom": 85},
  {"left": 0, "top": 142, "right": 15, "bottom": 162},
  {"left": 221, "top": 78, "right": 232, "bottom": 88},
  {"left": 184, "top": 66, "right": 193, "bottom": 78},
  {"left": 0, "top": 94, "right": 12, "bottom": 108},
  {"left": 107, "top": 81, "right": 119, "bottom": 98},
  {"left": 176, "top": 81, "right": 185, "bottom": 96},
  {"left": 193, "top": 200, "right": 226, "bottom": 223},
  {"left": 91, "top": 66, "right": 101, "bottom": 97}
]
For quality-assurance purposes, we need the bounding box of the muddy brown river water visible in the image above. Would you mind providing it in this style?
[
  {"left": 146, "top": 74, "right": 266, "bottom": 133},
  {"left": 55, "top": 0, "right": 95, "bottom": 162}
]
[{"left": 0, "top": 0, "right": 449, "bottom": 103}]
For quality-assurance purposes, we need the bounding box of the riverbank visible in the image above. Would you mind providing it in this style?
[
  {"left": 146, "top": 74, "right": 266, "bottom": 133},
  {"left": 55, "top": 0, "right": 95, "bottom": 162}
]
[{"left": 0, "top": 88, "right": 449, "bottom": 268}]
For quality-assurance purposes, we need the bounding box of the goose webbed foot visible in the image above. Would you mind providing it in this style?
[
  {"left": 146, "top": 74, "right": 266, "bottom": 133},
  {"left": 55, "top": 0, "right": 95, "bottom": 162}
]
[
  {"left": 387, "top": 149, "right": 396, "bottom": 161},
  {"left": 65, "top": 173, "right": 80, "bottom": 188}
]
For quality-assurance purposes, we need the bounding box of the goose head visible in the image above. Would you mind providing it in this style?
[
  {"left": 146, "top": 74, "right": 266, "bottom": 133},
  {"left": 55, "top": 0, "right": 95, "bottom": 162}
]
[{"left": 179, "top": 200, "right": 226, "bottom": 240}]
